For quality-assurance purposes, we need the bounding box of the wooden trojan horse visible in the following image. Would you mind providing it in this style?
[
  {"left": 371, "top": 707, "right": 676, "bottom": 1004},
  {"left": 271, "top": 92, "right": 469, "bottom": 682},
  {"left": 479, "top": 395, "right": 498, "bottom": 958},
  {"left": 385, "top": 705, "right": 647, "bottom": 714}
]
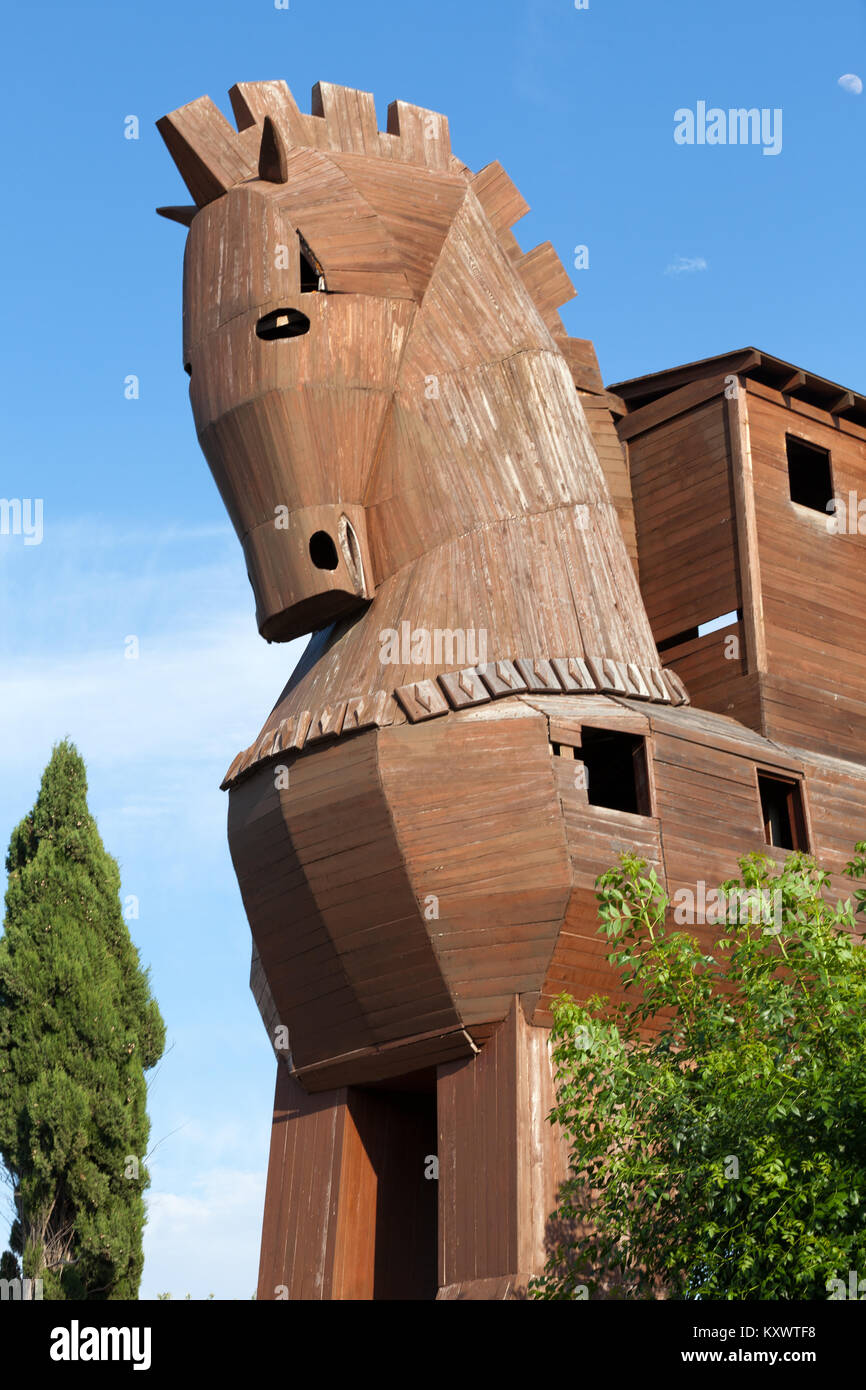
[{"left": 157, "top": 81, "right": 866, "bottom": 1299}]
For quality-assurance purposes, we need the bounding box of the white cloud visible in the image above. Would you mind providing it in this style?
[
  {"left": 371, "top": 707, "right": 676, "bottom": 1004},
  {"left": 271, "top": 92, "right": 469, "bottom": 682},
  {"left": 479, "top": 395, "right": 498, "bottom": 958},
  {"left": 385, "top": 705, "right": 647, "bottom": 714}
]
[
  {"left": 0, "top": 620, "right": 293, "bottom": 771},
  {"left": 142, "top": 1169, "right": 265, "bottom": 1300},
  {"left": 0, "top": 516, "right": 303, "bottom": 855},
  {"left": 838, "top": 73, "right": 863, "bottom": 95},
  {"left": 665, "top": 255, "right": 708, "bottom": 276}
]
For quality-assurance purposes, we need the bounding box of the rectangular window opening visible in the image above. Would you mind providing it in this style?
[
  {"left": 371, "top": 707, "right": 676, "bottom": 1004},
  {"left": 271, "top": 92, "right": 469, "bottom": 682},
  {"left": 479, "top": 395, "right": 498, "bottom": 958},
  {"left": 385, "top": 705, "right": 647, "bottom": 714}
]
[
  {"left": 758, "top": 772, "right": 808, "bottom": 851},
  {"left": 657, "top": 610, "right": 742, "bottom": 652},
  {"left": 573, "top": 727, "right": 651, "bottom": 816},
  {"left": 785, "top": 435, "right": 834, "bottom": 514}
]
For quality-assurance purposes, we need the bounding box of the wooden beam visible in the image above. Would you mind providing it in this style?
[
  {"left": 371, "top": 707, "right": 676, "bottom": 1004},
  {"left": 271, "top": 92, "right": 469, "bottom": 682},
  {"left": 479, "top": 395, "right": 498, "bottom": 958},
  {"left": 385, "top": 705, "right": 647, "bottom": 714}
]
[
  {"left": 555, "top": 335, "right": 604, "bottom": 394},
  {"left": 386, "top": 99, "right": 452, "bottom": 170},
  {"left": 828, "top": 389, "right": 856, "bottom": 415},
  {"left": 516, "top": 242, "right": 576, "bottom": 331},
  {"left": 744, "top": 377, "right": 866, "bottom": 443},
  {"left": 156, "top": 205, "right": 197, "bottom": 227},
  {"left": 229, "top": 79, "right": 311, "bottom": 146},
  {"left": 727, "top": 384, "right": 768, "bottom": 679},
  {"left": 617, "top": 371, "right": 734, "bottom": 442},
  {"left": 156, "top": 95, "right": 256, "bottom": 206},
  {"left": 777, "top": 368, "right": 806, "bottom": 393},
  {"left": 612, "top": 348, "right": 761, "bottom": 404},
  {"left": 312, "top": 81, "right": 381, "bottom": 155},
  {"left": 471, "top": 161, "right": 530, "bottom": 234}
]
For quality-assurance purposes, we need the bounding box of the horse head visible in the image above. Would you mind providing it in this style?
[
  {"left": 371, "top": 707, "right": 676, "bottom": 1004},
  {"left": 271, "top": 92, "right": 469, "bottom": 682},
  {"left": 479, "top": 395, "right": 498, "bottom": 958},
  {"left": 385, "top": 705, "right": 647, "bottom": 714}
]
[{"left": 158, "top": 80, "right": 659, "bottom": 694}]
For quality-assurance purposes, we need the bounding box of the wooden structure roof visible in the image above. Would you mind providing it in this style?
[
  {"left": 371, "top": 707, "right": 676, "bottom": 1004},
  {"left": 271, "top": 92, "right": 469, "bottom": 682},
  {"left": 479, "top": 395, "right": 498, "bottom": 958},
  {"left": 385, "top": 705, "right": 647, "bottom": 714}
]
[{"left": 610, "top": 347, "right": 866, "bottom": 428}]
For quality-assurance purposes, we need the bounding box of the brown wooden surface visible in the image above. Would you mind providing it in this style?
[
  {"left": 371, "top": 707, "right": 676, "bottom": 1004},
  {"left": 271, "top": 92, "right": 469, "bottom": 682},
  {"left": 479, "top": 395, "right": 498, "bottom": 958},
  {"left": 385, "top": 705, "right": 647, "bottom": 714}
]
[
  {"left": 256, "top": 1065, "right": 348, "bottom": 1301},
  {"left": 620, "top": 369, "right": 866, "bottom": 765},
  {"left": 628, "top": 394, "right": 740, "bottom": 643},
  {"left": 437, "top": 1000, "right": 567, "bottom": 1294},
  {"left": 747, "top": 387, "right": 866, "bottom": 762}
]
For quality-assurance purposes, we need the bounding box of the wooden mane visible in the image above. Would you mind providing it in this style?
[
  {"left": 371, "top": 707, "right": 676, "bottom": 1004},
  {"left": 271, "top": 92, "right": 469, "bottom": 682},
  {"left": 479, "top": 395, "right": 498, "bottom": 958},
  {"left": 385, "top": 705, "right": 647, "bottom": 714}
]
[{"left": 156, "top": 80, "right": 576, "bottom": 335}]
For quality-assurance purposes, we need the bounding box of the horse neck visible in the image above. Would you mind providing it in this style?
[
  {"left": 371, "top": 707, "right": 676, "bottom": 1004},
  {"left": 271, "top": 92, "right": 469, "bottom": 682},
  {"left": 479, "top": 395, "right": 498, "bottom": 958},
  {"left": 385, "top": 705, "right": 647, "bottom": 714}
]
[{"left": 273, "top": 344, "right": 661, "bottom": 721}]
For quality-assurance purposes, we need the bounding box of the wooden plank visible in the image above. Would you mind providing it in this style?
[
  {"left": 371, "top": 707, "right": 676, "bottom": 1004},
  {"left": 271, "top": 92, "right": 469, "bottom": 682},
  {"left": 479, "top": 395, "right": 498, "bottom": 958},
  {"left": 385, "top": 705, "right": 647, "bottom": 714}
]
[
  {"left": 157, "top": 95, "right": 256, "bottom": 206},
  {"left": 617, "top": 371, "right": 733, "bottom": 442},
  {"left": 515, "top": 242, "right": 576, "bottom": 331},
  {"left": 471, "top": 160, "right": 529, "bottom": 233},
  {"left": 731, "top": 383, "right": 768, "bottom": 676}
]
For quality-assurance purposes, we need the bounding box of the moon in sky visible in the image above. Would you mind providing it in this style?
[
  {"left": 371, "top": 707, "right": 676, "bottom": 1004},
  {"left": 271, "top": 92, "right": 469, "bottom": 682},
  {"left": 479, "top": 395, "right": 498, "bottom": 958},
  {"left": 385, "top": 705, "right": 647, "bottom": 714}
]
[{"left": 837, "top": 73, "right": 863, "bottom": 95}]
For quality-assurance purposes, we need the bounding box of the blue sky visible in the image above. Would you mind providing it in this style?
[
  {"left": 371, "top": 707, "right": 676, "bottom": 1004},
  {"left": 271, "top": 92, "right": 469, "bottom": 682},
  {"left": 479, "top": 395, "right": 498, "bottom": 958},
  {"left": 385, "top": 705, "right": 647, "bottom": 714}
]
[{"left": 1, "top": 0, "right": 863, "bottom": 1298}]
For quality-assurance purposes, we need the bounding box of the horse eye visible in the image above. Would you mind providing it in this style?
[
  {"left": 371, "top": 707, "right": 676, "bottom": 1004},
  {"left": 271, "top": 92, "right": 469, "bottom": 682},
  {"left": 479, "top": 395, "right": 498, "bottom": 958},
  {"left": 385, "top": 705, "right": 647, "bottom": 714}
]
[{"left": 256, "top": 309, "right": 311, "bottom": 340}]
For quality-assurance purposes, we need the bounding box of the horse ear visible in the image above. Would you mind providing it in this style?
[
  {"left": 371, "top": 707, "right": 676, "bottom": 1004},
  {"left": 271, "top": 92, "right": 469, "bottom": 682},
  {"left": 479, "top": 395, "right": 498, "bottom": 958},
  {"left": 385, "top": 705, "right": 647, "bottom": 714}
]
[{"left": 258, "top": 115, "right": 289, "bottom": 183}]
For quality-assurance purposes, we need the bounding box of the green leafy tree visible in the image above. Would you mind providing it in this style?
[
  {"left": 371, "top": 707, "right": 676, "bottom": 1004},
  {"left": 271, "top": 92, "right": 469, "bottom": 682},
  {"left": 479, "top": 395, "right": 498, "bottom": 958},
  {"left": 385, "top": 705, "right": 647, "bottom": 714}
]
[
  {"left": 532, "top": 845, "right": 866, "bottom": 1300},
  {"left": 0, "top": 741, "right": 165, "bottom": 1298}
]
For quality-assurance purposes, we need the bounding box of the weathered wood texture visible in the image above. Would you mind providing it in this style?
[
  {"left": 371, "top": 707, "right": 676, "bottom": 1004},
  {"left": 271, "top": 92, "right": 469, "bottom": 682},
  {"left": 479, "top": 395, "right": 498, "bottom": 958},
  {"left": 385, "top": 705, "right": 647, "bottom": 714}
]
[
  {"left": 627, "top": 395, "right": 740, "bottom": 644},
  {"left": 746, "top": 384, "right": 866, "bottom": 761},
  {"left": 437, "top": 1000, "right": 568, "bottom": 1297},
  {"left": 257, "top": 1064, "right": 437, "bottom": 1299},
  {"left": 578, "top": 388, "right": 637, "bottom": 566},
  {"left": 232, "top": 691, "right": 866, "bottom": 1063},
  {"left": 379, "top": 712, "right": 573, "bottom": 1027},
  {"left": 228, "top": 728, "right": 459, "bottom": 1074},
  {"left": 529, "top": 697, "right": 866, "bottom": 1022},
  {"left": 620, "top": 360, "right": 866, "bottom": 765},
  {"left": 162, "top": 82, "right": 660, "bottom": 715}
]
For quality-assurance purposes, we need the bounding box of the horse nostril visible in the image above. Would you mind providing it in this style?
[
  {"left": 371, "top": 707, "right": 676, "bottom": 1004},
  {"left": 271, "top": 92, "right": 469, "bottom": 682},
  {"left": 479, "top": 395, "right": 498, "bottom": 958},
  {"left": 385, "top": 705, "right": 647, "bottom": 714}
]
[
  {"left": 256, "top": 308, "right": 311, "bottom": 340},
  {"left": 309, "top": 531, "right": 339, "bottom": 570},
  {"left": 184, "top": 362, "right": 192, "bottom": 376}
]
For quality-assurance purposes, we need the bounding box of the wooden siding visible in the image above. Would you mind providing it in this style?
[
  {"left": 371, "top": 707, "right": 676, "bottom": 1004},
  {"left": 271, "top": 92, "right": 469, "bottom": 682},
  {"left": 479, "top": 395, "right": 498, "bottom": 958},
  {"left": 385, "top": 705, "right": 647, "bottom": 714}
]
[
  {"left": 535, "top": 699, "right": 865, "bottom": 1021},
  {"left": 578, "top": 388, "right": 637, "bottom": 566},
  {"left": 663, "top": 622, "right": 761, "bottom": 727},
  {"left": 437, "top": 1000, "right": 567, "bottom": 1295},
  {"left": 228, "top": 729, "right": 459, "bottom": 1072},
  {"left": 256, "top": 1066, "right": 348, "bottom": 1300},
  {"left": 627, "top": 396, "right": 740, "bottom": 643},
  {"left": 747, "top": 387, "right": 866, "bottom": 762},
  {"left": 379, "top": 709, "right": 572, "bottom": 1027}
]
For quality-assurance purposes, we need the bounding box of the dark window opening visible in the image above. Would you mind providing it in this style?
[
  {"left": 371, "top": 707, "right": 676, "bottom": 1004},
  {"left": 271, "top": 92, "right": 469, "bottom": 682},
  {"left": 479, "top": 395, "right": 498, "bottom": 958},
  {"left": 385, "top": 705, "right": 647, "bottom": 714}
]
[
  {"left": 309, "top": 531, "right": 339, "bottom": 570},
  {"left": 657, "top": 626, "right": 699, "bottom": 653},
  {"left": 574, "top": 727, "right": 651, "bottom": 816},
  {"left": 657, "top": 609, "right": 743, "bottom": 653},
  {"left": 299, "top": 233, "right": 324, "bottom": 293},
  {"left": 256, "top": 308, "right": 311, "bottom": 340},
  {"left": 758, "top": 772, "right": 807, "bottom": 850},
  {"left": 786, "top": 435, "right": 834, "bottom": 514}
]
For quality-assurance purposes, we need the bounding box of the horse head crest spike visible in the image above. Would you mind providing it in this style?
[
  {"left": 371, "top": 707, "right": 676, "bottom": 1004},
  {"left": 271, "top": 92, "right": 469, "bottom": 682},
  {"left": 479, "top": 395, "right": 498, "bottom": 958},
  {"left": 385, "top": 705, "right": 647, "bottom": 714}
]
[{"left": 258, "top": 115, "right": 289, "bottom": 184}]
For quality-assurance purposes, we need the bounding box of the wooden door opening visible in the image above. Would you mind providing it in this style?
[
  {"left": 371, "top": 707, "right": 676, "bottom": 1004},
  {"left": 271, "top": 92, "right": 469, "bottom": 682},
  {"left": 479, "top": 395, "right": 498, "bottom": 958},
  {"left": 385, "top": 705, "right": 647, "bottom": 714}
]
[{"left": 340, "top": 1078, "right": 438, "bottom": 1300}]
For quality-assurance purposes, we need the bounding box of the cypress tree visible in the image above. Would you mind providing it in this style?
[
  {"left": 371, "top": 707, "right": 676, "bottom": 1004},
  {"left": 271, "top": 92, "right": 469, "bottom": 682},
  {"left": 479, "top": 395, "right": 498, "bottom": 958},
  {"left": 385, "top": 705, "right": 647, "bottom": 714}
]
[{"left": 0, "top": 740, "right": 165, "bottom": 1299}]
